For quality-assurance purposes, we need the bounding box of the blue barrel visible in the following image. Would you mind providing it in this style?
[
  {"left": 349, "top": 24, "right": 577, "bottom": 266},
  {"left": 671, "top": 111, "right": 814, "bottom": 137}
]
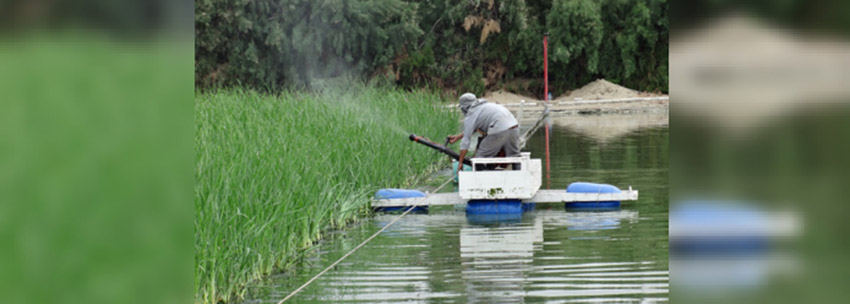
[
  {"left": 374, "top": 189, "right": 429, "bottom": 213},
  {"left": 465, "top": 200, "right": 536, "bottom": 224},
  {"left": 565, "top": 182, "right": 621, "bottom": 209},
  {"left": 466, "top": 199, "right": 523, "bottom": 214}
]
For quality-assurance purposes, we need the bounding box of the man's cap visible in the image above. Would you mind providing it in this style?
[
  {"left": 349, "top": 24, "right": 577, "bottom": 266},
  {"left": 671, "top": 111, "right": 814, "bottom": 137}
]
[{"left": 458, "top": 93, "right": 477, "bottom": 107}]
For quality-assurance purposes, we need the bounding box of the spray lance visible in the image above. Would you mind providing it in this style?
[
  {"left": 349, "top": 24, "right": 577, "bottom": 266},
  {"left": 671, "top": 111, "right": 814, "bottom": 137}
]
[{"left": 408, "top": 134, "right": 472, "bottom": 166}]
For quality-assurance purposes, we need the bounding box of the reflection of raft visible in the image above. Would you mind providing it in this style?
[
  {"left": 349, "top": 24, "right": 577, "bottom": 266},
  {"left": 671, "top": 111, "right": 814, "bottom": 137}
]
[{"left": 373, "top": 153, "right": 637, "bottom": 215}]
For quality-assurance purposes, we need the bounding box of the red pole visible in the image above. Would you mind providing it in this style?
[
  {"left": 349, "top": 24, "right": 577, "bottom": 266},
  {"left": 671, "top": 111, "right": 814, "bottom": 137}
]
[
  {"left": 543, "top": 34, "right": 550, "bottom": 189},
  {"left": 544, "top": 35, "right": 548, "bottom": 103}
]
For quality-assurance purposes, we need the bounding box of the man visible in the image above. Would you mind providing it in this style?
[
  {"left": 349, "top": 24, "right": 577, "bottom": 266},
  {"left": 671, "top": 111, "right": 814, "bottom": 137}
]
[{"left": 447, "top": 93, "right": 520, "bottom": 176}]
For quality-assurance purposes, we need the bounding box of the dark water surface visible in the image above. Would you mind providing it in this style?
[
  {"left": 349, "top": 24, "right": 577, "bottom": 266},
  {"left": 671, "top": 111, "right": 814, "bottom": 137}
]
[{"left": 245, "top": 124, "right": 669, "bottom": 303}]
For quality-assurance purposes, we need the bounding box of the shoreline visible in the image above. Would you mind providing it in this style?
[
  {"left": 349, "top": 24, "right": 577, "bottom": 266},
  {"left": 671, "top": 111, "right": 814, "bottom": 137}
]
[
  {"left": 479, "top": 97, "right": 670, "bottom": 143},
  {"left": 508, "top": 98, "right": 669, "bottom": 117}
]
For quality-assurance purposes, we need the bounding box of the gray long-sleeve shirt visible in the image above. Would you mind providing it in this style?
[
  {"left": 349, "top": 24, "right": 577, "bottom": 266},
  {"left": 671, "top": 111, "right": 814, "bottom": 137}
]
[{"left": 460, "top": 102, "right": 518, "bottom": 150}]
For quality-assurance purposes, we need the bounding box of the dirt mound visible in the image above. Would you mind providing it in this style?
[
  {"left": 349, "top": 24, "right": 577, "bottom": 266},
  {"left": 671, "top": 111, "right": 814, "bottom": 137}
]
[
  {"left": 483, "top": 78, "right": 664, "bottom": 103},
  {"left": 559, "top": 79, "right": 646, "bottom": 100}
]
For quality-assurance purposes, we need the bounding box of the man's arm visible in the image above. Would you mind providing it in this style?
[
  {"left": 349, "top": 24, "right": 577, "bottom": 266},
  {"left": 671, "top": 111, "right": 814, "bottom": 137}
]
[{"left": 456, "top": 149, "right": 468, "bottom": 177}]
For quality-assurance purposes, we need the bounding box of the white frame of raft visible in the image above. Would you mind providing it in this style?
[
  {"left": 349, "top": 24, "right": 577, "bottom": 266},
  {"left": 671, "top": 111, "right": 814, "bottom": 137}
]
[
  {"left": 460, "top": 152, "right": 541, "bottom": 199},
  {"left": 373, "top": 153, "right": 638, "bottom": 208}
]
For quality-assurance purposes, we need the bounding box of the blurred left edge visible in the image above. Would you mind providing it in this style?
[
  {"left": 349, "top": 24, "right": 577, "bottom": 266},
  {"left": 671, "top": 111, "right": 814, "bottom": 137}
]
[{"left": 0, "top": 1, "right": 194, "bottom": 304}]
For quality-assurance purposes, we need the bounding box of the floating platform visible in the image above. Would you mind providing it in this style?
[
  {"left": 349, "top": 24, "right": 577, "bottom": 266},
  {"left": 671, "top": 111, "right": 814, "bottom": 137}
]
[
  {"left": 373, "top": 152, "right": 638, "bottom": 213},
  {"left": 372, "top": 188, "right": 638, "bottom": 208}
]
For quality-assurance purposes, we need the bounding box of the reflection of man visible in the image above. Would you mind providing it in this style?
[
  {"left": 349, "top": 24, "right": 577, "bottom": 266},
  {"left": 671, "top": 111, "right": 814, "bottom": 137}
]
[{"left": 447, "top": 93, "right": 520, "bottom": 176}]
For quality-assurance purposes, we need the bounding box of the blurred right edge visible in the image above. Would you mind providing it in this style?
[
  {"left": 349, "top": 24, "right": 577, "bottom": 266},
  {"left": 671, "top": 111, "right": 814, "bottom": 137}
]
[{"left": 670, "top": 1, "right": 850, "bottom": 303}]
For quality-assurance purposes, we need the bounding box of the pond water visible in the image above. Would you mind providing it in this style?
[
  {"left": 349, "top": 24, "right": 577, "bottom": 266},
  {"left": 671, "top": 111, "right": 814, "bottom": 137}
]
[{"left": 245, "top": 122, "right": 669, "bottom": 303}]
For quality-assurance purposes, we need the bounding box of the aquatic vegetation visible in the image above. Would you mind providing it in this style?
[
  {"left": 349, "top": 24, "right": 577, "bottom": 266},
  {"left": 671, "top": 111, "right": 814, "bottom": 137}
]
[{"left": 194, "top": 86, "right": 457, "bottom": 303}]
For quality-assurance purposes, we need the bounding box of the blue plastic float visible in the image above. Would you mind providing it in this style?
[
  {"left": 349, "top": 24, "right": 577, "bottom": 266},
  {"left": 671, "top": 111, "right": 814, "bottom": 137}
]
[
  {"left": 670, "top": 201, "right": 776, "bottom": 254},
  {"left": 565, "top": 182, "right": 622, "bottom": 209},
  {"left": 373, "top": 189, "right": 429, "bottom": 213}
]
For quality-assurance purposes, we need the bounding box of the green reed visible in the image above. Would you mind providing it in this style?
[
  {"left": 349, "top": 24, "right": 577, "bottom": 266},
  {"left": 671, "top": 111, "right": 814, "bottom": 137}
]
[{"left": 195, "top": 85, "right": 457, "bottom": 303}]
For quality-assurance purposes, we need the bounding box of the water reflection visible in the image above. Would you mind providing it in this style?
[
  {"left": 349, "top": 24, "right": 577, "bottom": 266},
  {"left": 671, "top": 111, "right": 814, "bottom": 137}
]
[
  {"left": 460, "top": 216, "right": 542, "bottom": 302},
  {"left": 454, "top": 209, "right": 661, "bottom": 303},
  {"left": 558, "top": 210, "right": 640, "bottom": 231},
  {"left": 550, "top": 113, "right": 668, "bottom": 143},
  {"left": 243, "top": 126, "right": 668, "bottom": 303}
]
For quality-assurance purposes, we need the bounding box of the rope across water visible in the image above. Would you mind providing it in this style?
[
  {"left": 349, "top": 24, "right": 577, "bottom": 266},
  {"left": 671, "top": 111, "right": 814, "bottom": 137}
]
[{"left": 276, "top": 175, "right": 457, "bottom": 303}]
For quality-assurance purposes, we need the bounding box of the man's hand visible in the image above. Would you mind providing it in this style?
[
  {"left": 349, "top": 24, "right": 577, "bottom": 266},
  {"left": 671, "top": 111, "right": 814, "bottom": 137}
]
[
  {"left": 448, "top": 134, "right": 462, "bottom": 144},
  {"left": 456, "top": 149, "right": 468, "bottom": 177}
]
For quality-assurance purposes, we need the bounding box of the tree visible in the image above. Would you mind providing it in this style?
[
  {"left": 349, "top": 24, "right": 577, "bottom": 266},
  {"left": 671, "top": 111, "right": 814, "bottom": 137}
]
[
  {"left": 195, "top": 0, "right": 422, "bottom": 90},
  {"left": 547, "top": 0, "right": 604, "bottom": 90},
  {"left": 195, "top": 0, "right": 669, "bottom": 93}
]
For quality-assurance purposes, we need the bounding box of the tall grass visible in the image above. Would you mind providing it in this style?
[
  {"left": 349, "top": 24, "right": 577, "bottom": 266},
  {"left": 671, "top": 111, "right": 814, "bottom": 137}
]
[{"left": 195, "top": 85, "right": 457, "bottom": 303}]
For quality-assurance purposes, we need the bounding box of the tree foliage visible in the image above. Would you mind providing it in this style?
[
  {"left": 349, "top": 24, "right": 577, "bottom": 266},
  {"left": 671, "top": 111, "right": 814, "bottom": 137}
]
[
  {"left": 546, "top": 0, "right": 668, "bottom": 93},
  {"left": 195, "top": 0, "right": 422, "bottom": 89},
  {"left": 196, "top": 0, "right": 668, "bottom": 93}
]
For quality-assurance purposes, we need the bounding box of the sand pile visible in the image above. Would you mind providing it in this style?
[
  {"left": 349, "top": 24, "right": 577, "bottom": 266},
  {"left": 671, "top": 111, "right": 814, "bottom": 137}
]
[
  {"left": 482, "top": 78, "right": 664, "bottom": 104},
  {"left": 559, "top": 79, "right": 645, "bottom": 100}
]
